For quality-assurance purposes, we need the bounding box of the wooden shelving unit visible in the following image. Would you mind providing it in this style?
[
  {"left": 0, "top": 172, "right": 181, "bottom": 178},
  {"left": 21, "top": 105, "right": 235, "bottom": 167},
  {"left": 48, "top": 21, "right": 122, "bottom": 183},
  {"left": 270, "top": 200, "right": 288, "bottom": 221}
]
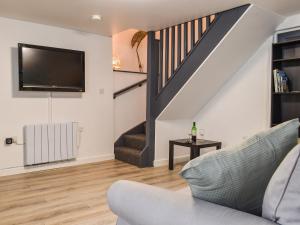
[{"left": 271, "top": 32, "right": 300, "bottom": 133}]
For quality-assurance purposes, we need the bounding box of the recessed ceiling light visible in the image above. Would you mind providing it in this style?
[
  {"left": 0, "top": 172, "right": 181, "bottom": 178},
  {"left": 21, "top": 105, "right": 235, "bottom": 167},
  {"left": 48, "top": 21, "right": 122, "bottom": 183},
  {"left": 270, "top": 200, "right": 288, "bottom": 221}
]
[{"left": 92, "top": 14, "right": 102, "bottom": 21}]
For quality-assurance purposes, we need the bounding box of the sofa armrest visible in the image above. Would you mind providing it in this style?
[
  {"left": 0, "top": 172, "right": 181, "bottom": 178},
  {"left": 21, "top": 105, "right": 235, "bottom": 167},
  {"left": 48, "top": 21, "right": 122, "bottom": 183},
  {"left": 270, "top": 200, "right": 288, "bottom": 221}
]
[{"left": 107, "top": 180, "right": 277, "bottom": 225}]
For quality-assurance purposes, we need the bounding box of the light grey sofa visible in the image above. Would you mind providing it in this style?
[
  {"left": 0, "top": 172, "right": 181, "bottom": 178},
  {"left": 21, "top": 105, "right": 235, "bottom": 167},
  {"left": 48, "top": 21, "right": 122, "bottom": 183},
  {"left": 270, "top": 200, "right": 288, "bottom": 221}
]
[
  {"left": 108, "top": 120, "right": 300, "bottom": 225},
  {"left": 107, "top": 180, "right": 277, "bottom": 225}
]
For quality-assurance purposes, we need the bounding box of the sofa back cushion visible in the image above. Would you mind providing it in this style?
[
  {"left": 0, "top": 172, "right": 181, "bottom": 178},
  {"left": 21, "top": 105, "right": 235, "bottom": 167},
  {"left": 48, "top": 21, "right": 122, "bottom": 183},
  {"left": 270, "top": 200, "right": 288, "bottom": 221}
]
[
  {"left": 262, "top": 144, "right": 300, "bottom": 225},
  {"left": 180, "top": 119, "right": 299, "bottom": 215}
]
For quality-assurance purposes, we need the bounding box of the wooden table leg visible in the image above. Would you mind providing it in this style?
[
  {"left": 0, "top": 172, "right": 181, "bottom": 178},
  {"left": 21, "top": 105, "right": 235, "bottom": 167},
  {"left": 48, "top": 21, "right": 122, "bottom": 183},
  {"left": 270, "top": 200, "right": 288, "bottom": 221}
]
[
  {"left": 169, "top": 142, "right": 174, "bottom": 170},
  {"left": 195, "top": 147, "right": 200, "bottom": 158},
  {"left": 190, "top": 147, "right": 194, "bottom": 160},
  {"left": 190, "top": 146, "right": 200, "bottom": 160}
]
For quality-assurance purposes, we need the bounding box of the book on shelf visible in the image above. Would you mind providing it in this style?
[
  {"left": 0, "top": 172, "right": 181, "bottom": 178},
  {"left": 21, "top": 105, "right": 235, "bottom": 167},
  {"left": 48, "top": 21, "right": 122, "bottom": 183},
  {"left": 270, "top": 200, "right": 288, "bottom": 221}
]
[{"left": 273, "top": 69, "right": 289, "bottom": 93}]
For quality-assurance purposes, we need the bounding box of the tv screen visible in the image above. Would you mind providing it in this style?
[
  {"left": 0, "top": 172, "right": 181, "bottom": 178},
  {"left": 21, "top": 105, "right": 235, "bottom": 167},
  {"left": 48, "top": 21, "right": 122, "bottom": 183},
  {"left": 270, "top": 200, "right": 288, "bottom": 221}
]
[{"left": 18, "top": 43, "right": 85, "bottom": 92}]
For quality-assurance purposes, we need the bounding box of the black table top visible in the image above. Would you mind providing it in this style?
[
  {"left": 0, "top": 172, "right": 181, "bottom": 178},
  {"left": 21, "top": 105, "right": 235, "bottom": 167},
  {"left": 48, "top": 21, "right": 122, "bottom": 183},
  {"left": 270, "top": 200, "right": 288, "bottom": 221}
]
[{"left": 170, "top": 139, "right": 222, "bottom": 147}]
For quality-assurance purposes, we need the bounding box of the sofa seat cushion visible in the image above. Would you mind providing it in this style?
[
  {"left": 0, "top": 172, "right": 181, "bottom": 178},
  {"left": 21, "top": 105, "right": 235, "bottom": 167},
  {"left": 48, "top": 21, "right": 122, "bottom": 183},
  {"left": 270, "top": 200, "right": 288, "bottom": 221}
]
[
  {"left": 180, "top": 119, "right": 299, "bottom": 215},
  {"left": 108, "top": 180, "right": 277, "bottom": 225},
  {"left": 262, "top": 144, "right": 300, "bottom": 225}
]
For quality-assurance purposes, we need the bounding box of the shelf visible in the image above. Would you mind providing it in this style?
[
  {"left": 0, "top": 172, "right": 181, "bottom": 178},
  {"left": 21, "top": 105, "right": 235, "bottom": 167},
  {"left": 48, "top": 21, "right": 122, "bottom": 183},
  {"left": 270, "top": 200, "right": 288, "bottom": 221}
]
[
  {"left": 273, "top": 57, "right": 300, "bottom": 63},
  {"left": 273, "top": 91, "right": 300, "bottom": 95},
  {"left": 273, "top": 39, "right": 300, "bottom": 46},
  {"left": 272, "top": 31, "right": 300, "bottom": 138}
]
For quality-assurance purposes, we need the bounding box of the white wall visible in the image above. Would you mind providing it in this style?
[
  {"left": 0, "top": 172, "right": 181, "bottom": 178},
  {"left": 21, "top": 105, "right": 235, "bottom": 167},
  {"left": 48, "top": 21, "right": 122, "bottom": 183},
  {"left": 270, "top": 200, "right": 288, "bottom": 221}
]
[
  {"left": 0, "top": 17, "right": 114, "bottom": 173},
  {"left": 277, "top": 14, "right": 300, "bottom": 30},
  {"left": 112, "top": 29, "right": 147, "bottom": 73},
  {"left": 154, "top": 37, "right": 273, "bottom": 165},
  {"left": 114, "top": 71, "right": 146, "bottom": 140},
  {"left": 112, "top": 29, "right": 148, "bottom": 140},
  {"left": 194, "top": 37, "right": 272, "bottom": 146},
  {"left": 114, "top": 71, "right": 147, "bottom": 91},
  {"left": 154, "top": 119, "right": 192, "bottom": 166}
]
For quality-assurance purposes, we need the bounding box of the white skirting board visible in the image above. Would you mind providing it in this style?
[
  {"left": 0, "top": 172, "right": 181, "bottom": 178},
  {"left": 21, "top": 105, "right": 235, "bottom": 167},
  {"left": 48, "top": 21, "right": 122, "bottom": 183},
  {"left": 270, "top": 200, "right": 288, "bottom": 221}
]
[
  {"left": 153, "top": 155, "right": 190, "bottom": 167},
  {"left": 24, "top": 122, "right": 79, "bottom": 166},
  {"left": 0, "top": 154, "right": 114, "bottom": 177}
]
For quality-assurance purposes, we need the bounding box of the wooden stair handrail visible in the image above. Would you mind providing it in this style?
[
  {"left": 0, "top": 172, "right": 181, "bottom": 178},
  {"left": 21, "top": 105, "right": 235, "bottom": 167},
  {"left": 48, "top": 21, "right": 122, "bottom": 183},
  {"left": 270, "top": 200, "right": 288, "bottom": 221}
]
[{"left": 113, "top": 79, "right": 147, "bottom": 99}]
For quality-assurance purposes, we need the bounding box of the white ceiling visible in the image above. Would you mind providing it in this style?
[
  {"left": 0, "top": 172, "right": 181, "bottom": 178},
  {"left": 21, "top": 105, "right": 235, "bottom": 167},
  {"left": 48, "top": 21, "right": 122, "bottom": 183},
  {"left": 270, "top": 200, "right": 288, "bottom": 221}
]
[{"left": 0, "top": 0, "right": 299, "bottom": 36}]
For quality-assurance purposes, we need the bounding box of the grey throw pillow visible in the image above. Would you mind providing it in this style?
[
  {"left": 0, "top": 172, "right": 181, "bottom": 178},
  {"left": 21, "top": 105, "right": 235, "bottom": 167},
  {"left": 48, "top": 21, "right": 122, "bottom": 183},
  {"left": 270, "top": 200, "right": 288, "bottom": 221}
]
[
  {"left": 262, "top": 144, "right": 300, "bottom": 225},
  {"left": 180, "top": 119, "right": 299, "bottom": 215}
]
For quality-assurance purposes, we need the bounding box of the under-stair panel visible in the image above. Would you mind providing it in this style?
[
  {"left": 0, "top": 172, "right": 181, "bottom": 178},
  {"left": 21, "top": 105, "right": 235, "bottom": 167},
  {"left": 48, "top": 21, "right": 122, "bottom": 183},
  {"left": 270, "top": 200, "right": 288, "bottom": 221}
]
[{"left": 158, "top": 5, "right": 283, "bottom": 120}]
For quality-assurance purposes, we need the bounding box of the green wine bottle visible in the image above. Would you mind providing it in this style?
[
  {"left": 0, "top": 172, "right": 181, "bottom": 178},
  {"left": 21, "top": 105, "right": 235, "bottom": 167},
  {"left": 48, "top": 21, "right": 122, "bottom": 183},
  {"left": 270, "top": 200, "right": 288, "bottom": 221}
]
[{"left": 191, "top": 122, "right": 197, "bottom": 143}]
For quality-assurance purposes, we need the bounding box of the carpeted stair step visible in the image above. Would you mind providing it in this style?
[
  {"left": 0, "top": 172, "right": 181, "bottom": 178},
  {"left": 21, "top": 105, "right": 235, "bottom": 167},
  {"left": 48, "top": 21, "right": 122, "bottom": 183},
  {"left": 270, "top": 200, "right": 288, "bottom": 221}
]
[
  {"left": 124, "top": 134, "right": 146, "bottom": 151},
  {"left": 114, "top": 121, "right": 147, "bottom": 167},
  {"left": 114, "top": 147, "right": 141, "bottom": 166}
]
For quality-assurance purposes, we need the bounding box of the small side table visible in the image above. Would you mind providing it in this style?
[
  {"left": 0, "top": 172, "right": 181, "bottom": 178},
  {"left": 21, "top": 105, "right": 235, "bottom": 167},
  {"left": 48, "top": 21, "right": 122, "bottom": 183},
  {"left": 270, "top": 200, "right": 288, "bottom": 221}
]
[{"left": 169, "top": 139, "right": 222, "bottom": 170}]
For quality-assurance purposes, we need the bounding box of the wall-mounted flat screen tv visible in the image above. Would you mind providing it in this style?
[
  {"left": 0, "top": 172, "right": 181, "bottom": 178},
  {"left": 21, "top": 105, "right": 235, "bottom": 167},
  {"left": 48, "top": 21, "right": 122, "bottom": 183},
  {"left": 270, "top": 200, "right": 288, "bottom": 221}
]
[{"left": 18, "top": 43, "right": 85, "bottom": 92}]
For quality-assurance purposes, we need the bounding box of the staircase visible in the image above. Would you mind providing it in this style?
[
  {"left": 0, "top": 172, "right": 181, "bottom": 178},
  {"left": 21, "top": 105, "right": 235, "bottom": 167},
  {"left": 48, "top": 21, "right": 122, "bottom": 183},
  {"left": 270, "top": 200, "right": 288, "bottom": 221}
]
[
  {"left": 115, "top": 4, "right": 283, "bottom": 167},
  {"left": 114, "top": 122, "right": 146, "bottom": 167},
  {"left": 115, "top": 5, "right": 248, "bottom": 167},
  {"left": 157, "top": 5, "right": 282, "bottom": 120}
]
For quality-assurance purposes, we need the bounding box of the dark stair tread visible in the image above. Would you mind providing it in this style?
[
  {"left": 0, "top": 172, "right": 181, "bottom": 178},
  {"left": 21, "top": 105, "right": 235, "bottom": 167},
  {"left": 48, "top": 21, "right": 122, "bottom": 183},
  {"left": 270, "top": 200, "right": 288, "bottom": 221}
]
[
  {"left": 115, "top": 146, "right": 141, "bottom": 154},
  {"left": 114, "top": 147, "right": 141, "bottom": 166},
  {"left": 123, "top": 133, "right": 146, "bottom": 150},
  {"left": 124, "top": 133, "right": 145, "bottom": 141}
]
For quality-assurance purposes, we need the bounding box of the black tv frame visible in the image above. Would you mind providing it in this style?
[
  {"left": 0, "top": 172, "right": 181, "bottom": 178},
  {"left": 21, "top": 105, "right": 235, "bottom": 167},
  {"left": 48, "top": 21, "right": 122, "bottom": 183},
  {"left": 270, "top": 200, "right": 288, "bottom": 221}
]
[{"left": 18, "top": 43, "right": 85, "bottom": 92}]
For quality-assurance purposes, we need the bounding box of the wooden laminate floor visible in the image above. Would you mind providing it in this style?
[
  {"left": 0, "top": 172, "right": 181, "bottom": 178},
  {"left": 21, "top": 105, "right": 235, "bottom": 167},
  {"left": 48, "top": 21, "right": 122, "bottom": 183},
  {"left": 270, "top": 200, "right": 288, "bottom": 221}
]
[{"left": 0, "top": 160, "right": 186, "bottom": 225}]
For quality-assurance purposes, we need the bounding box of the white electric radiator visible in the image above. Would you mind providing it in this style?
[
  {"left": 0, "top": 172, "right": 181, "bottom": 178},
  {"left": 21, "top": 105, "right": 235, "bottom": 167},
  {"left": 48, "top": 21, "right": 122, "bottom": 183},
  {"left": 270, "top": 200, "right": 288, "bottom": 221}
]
[{"left": 24, "top": 122, "right": 79, "bottom": 166}]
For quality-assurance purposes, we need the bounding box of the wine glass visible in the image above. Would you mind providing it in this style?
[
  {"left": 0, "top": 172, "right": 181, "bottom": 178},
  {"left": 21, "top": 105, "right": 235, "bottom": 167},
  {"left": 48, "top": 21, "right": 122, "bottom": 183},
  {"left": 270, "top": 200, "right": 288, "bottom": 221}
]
[
  {"left": 187, "top": 133, "right": 192, "bottom": 143},
  {"left": 199, "top": 129, "right": 205, "bottom": 141}
]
